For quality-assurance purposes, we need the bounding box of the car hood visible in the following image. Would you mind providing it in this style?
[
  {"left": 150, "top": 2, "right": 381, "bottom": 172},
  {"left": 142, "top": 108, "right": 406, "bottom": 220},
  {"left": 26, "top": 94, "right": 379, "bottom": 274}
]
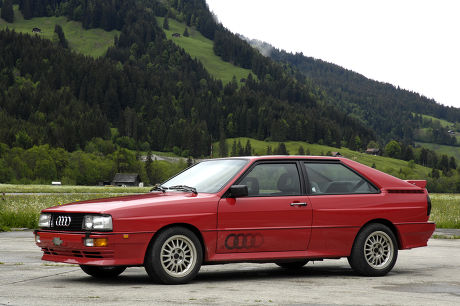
[{"left": 42, "top": 192, "right": 214, "bottom": 215}]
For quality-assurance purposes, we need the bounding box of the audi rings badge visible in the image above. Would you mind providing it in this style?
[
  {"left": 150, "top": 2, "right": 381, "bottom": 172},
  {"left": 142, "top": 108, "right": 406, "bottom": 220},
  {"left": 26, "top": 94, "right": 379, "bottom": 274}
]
[
  {"left": 224, "top": 233, "right": 264, "bottom": 250},
  {"left": 55, "top": 216, "right": 72, "bottom": 227}
]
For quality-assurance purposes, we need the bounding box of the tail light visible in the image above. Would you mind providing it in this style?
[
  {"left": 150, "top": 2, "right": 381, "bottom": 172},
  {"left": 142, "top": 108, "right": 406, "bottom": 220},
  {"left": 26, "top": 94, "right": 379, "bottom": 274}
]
[{"left": 427, "top": 195, "right": 432, "bottom": 216}]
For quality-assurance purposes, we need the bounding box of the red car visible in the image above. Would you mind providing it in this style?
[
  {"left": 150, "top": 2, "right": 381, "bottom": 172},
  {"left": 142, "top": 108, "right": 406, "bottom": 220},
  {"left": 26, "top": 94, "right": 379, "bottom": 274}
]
[{"left": 35, "top": 156, "right": 435, "bottom": 284}]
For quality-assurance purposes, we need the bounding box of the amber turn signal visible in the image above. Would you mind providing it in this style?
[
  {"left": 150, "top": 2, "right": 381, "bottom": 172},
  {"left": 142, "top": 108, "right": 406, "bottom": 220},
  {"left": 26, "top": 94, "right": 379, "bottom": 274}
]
[{"left": 84, "top": 238, "right": 108, "bottom": 247}]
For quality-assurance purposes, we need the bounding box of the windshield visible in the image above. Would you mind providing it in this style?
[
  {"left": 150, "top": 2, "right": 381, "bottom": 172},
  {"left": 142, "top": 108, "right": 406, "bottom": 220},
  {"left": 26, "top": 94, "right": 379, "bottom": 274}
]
[{"left": 162, "top": 159, "right": 249, "bottom": 193}]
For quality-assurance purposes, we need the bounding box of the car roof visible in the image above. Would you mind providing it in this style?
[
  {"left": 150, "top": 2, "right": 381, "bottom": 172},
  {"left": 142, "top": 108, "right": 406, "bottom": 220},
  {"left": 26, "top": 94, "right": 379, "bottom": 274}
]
[
  {"left": 206, "top": 156, "right": 421, "bottom": 190},
  {"left": 210, "top": 156, "right": 341, "bottom": 161}
]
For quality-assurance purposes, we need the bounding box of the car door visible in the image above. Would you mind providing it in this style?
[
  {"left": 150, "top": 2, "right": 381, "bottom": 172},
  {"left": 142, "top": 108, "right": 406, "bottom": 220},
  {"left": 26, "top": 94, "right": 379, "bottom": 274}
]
[
  {"left": 303, "top": 161, "right": 383, "bottom": 256},
  {"left": 216, "top": 161, "right": 312, "bottom": 253}
]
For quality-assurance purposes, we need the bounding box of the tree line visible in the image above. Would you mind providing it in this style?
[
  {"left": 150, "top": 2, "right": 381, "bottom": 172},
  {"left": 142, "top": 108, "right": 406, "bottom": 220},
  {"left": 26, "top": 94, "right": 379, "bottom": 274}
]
[
  {"left": 218, "top": 138, "right": 460, "bottom": 193},
  {"left": 245, "top": 39, "right": 460, "bottom": 146},
  {"left": 0, "top": 139, "right": 187, "bottom": 185}
]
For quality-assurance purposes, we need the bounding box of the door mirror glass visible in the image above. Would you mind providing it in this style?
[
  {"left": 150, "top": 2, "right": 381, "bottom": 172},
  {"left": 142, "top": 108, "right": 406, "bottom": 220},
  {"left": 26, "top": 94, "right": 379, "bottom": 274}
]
[{"left": 229, "top": 185, "right": 249, "bottom": 198}]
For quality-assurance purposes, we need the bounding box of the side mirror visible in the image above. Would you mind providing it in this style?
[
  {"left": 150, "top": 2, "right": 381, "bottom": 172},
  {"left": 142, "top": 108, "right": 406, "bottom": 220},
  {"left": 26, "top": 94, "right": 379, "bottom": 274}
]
[{"left": 229, "top": 185, "right": 248, "bottom": 198}]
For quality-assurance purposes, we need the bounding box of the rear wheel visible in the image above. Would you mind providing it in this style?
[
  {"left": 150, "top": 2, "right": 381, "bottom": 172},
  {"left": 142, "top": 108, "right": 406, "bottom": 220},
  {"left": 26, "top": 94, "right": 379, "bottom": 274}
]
[
  {"left": 79, "top": 265, "right": 126, "bottom": 278},
  {"left": 145, "top": 227, "right": 202, "bottom": 284},
  {"left": 276, "top": 260, "right": 309, "bottom": 269},
  {"left": 348, "top": 223, "right": 398, "bottom": 276}
]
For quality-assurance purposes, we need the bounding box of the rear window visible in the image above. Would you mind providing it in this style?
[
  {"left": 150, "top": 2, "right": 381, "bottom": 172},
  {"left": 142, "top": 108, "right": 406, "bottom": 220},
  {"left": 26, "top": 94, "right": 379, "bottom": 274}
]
[{"left": 304, "top": 162, "right": 378, "bottom": 195}]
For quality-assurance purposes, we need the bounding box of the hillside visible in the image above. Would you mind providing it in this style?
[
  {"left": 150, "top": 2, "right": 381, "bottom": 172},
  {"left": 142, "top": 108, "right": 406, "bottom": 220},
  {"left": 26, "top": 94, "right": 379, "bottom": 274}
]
[
  {"left": 0, "top": 5, "right": 118, "bottom": 58},
  {"left": 0, "top": 0, "right": 459, "bottom": 192},
  {"left": 246, "top": 38, "right": 460, "bottom": 146},
  {"left": 157, "top": 17, "right": 252, "bottom": 85},
  {"left": 413, "top": 113, "right": 460, "bottom": 144},
  {"left": 0, "top": 0, "right": 377, "bottom": 156},
  {"left": 213, "top": 137, "right": 431, "bottom": 179},
  {"left": 415, "top": 142, "right": 460, "bottom": 161},
  {"left": 213, "top": 137, "right": 460, "bottom": 193}
]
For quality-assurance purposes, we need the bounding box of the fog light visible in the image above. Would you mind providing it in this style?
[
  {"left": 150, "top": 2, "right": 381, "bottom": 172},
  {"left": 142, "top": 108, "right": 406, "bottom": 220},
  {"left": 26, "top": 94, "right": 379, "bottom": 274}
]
[
  {"left": 84, "top": 238, "right": 107, "bottom": 247},
  {"left": 35, "top": 234, "right": 41, "bottom": 243},
  {"left": 84, "top": 238, "right": 94, "bottom": 247}
]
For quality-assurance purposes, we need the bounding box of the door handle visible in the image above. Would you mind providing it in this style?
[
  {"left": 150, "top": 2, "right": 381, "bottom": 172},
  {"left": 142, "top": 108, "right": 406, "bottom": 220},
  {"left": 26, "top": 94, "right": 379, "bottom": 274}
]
[{"left": 290, "top": 202, "right": 307, "bottom": 207}]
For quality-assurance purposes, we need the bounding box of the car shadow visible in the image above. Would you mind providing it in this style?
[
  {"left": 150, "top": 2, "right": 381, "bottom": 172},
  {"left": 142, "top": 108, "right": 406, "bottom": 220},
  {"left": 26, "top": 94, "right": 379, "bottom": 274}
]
[{"left": 65, "top": 263, "right": 363, "bottom": 286}]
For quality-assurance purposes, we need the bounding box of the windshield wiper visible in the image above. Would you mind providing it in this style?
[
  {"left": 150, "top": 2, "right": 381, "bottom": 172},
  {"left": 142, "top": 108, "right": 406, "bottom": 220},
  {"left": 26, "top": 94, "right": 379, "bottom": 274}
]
[
  {"left": 168, "top": 185, "right": 198, "bottom": 194},
  {"left": 151, "top": 184, "right": 167, "bottom": 193}
]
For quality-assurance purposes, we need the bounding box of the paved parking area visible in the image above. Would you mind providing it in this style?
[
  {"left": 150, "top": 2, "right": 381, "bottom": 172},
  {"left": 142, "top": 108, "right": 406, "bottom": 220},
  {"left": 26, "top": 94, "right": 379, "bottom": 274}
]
[{"left": 0, "top": 231, "right": 459, "bottom": 305}]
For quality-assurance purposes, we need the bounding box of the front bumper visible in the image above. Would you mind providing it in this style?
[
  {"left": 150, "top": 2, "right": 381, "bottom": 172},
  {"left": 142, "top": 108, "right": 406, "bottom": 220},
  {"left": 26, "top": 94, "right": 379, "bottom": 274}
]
[{"left": 35, "top": 230, "right": 154, "bottom": 266}]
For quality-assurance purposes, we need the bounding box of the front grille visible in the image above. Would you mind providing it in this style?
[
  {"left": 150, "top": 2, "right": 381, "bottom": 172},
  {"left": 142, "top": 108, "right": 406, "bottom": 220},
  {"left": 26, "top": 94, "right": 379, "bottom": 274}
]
[
  {"left": 42, "top": 248, "right": 114, "bottom": 259},
  {"left": 49, "top": 213, "right": 85, "bottom": 231}
]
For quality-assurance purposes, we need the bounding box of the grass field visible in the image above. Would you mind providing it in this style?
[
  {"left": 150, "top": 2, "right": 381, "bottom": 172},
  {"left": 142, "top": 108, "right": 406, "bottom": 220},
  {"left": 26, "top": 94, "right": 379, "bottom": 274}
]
[
  {"left": 415, "top": 127, "right": 460, "bottom": 145},
  {"left": 215, "top": 137, "right": 432, "bottom": 179},
  {"left": 429, "top": 194, "right": 460, "bottom": 229},
  {"left": 418, "top": 113, "right": 457, "bottom": 129},
  {"left": 0, "top": 184, "right": 150, "bottom": 194},
  {"left": 415, "top": 141, "right": 460, "bottom": 161},
  {"left": 0, "top": 192, "right": 457, "bottom": 231},
  {"left": 413, "top": 113, "right": 460, "bottom": 148},
  {"left": 157, "top": 17, "right": 253, "bottom": 85},
  {"left": 0, "top": 5, "right": 118, "bottom": 58},
  {"left": 0, "top": 193, "right": 130, "bottom": 230}
]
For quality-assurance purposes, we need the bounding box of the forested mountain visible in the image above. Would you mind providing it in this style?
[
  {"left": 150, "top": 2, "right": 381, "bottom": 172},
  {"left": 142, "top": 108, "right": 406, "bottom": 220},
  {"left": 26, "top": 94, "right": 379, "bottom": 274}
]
[
  {"left": 0, "top": 0, "right": 459, "bottom": 191},
  {"left": 246, "top": 39, "right": 460, "bottom": 146},
  {"left": 0, "top": 0, "right": 376, "bottom": 158}
]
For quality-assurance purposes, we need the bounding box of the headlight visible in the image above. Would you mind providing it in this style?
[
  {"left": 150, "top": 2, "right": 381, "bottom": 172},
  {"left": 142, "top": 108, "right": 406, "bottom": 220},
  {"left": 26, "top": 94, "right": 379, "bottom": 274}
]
[
  {"left": 83, "top": 215, "right": 113, "bottom": 231},
  {"left": 38, "top": 213, "right": 51, "bottom": 228}
]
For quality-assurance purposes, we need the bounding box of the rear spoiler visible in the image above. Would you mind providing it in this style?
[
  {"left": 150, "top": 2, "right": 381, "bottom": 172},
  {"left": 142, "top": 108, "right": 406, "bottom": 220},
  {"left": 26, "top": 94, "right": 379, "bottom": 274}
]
[{"left": 405, "top": 180, "right": 427, "bottom": 189}]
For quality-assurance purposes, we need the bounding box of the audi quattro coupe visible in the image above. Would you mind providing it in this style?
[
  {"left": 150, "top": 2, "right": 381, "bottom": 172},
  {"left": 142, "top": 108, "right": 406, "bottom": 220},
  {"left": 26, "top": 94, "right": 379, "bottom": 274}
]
[{"left": 35, "top": 156, "right": 435, "bottom": 284}]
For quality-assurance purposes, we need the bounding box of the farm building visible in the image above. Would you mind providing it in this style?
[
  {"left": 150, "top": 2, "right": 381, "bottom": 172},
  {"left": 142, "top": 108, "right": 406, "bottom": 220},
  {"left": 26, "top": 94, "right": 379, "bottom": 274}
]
[{"left": 112, "top": 173, "right": 141, "bottom": 187}]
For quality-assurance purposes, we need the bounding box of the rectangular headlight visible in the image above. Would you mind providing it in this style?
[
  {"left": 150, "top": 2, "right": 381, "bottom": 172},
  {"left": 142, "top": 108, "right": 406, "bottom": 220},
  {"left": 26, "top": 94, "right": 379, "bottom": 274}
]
[
  {"left": 83, "top": 215, "right": 112, "bottom": 231},
  {"left": 38, "top": 213, "right": 51, "bottom": 228}
]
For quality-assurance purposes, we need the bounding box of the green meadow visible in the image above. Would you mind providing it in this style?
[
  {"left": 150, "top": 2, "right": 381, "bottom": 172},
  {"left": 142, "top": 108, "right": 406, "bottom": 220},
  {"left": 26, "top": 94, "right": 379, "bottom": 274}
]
[
  {"left": 158, "top": 17, "right": 253, "bottom": 85},
  {"left": 0, "top": 5, "right": 118, "bottom": 58},
  {"left": 215, "top": 137, "right": 432, "bottom": 179}
]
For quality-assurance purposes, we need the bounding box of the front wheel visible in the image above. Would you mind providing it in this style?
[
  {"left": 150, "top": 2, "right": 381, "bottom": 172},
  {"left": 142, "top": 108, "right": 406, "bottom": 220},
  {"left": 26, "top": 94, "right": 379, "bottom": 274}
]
[
  {"left": 348, "top": 223, "right": 398, "bottom": 276},
  {"left": 145, "top": 227, "right": 203, "bottom": 284},
  {"left": 80, "top": 265, "right": 126, "bottom": 278}
]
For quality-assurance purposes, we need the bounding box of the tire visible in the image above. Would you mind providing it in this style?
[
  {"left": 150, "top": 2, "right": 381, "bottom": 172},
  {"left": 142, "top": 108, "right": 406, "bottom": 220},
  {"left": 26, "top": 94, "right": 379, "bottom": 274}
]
[
  {"left": 145, "top": 227, "right": 203, "bottom": 284},
  {"left": 348, "top": 223, "right": 398, "bottom": 276},
  {"left": 276, "top": 260, "right": 309, "bottom": 269},
  {"left": 80, "top": 265, "right": 126, "bottom": 278}
]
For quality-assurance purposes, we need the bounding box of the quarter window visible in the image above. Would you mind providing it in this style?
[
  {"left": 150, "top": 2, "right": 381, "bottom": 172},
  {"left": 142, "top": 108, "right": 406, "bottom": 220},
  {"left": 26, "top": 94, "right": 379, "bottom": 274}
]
[
  {"left": 239, "top": 163, "right": 301, "bottom": 196},
  {"left": 304, "top": 162, "right": 378, "bottom": 195}
]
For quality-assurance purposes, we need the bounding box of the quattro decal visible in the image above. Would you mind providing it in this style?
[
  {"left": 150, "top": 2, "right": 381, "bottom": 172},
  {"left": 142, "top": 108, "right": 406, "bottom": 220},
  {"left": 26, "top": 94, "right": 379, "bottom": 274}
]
[{"left": 224, "top": 233, "right": 264, "bottom": 250}]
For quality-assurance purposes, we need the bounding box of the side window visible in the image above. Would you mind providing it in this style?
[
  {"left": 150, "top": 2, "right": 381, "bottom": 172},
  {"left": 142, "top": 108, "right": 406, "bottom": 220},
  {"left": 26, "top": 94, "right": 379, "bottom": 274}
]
[
  {"left": 240, "top": 163, "right": 301, "bottom": 196},
  {"left": 304, "top": 162, "right": 378, "bottom": 195}
]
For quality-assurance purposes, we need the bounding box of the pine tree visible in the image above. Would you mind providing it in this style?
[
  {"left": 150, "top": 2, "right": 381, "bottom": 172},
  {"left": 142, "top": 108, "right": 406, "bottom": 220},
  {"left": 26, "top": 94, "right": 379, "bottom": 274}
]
[
  {"left": 218, "top": 133, "right": 228, "bottom": 157},
  {"left": 297, "top": 146, "right": 305, "bottom": 155},
  {"left": 183, "top": 27, "right": 189, "bottom": 37},
  {"left": 231, "top": 140, "right": 237, "bottom": 157},
  {"left": 22, "top": 0, "right": 32, "bottom": 19},
  {"left": 244, "top": 140, "right": 252, "bottom": 156},
  {"left": 54, "top": 24, "right": 68, "bottom": 49},
  {"left": 266, "top": 146, "right": 272, "bottom": 155},
  {"left": 275, "top": 143, "right": 289, "bottom": 155},
  {"left": 1, "top": 0, "right": 14, "bottom": 23},
  {"left": 237, "top": 140, "right": 244, "bottom": 156},
  {"left": 163, "top": 17, "right": 169, "bottom": 30}
]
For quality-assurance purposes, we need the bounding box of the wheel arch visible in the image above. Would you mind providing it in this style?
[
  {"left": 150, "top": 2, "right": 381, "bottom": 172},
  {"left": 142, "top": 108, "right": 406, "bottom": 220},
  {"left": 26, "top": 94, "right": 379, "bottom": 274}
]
[
  {"left": 144, "top": 223, "right": 206, "bottom": 264},
  {"left": 356, "top": 219, "right": 401, "bottom": 250}
]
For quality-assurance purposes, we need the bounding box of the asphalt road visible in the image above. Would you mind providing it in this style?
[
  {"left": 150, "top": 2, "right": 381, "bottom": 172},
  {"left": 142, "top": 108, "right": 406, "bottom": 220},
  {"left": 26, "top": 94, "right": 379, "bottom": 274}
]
[{"left": 0, "top": 231, "right": 459, "bottom": 305}]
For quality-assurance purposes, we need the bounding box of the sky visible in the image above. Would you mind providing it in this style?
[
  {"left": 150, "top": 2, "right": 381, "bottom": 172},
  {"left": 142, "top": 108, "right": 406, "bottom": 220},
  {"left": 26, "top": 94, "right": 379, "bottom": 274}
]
[{"left": 206, "top": 0, "right": 460, "bottom": 109}]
